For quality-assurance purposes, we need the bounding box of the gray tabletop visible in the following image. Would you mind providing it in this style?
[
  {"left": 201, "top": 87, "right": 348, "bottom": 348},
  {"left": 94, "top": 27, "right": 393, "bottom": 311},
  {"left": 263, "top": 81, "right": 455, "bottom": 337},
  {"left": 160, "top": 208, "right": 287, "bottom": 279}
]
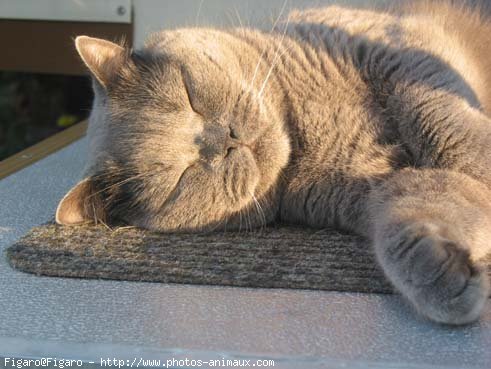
[{"left": 0, "top": 138, "right": 490, "bottom": 369}]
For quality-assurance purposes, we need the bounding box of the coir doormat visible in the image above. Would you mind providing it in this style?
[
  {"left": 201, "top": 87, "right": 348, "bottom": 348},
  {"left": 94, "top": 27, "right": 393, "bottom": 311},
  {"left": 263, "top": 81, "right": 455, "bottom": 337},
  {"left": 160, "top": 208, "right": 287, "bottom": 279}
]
[{"left": 5, "top": 223, "right": 491, "bottom": 294}]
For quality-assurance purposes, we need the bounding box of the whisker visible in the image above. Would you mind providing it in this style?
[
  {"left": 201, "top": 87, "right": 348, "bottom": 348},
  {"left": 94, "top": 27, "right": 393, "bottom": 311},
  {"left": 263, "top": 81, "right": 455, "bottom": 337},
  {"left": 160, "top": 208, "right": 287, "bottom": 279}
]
[
  {"left": 111, "top": 225, "right": 138, "bottom": 234},
  {"left": 258, "top": 46, "right": 290, "bottom": 97},
  {"left": 87, "top": 172, "right": 148, "bottom": 203},
  {"left": 89, "top": 167, "right": 129, "bottom": 179},
  {"left": 195, "top": 0, "right": 204, "bottom": 24},
  {"left": 234, "top": 6, "right": 244, "bottom": 30},
  {"left": 249, "top": 191, "right": 267, "bottom": 232},
  {"left": 96, "top": 215, "right": 113, "bottom": 231},
  {"left": 238, "top": 207, "right": 244, "bottom": 233},
  {"left": 249, "top": 0, "right": 289, "bottom": 90},
  {"left": 243, "top": 205, "right": 251, "bottom": 232},
  {"left": 258, "top": 16, "right": 292, "bottom": 97},
  {"left": 207, "top": 212, "right": 230, "bottom": 233}
]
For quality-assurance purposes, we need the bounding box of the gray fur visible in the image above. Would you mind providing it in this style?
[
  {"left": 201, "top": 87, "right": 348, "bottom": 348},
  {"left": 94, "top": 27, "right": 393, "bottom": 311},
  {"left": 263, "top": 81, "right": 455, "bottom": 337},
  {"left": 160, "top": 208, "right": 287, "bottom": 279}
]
[{"left": 57, "top": 1, "right": 491, "bottom": 324}]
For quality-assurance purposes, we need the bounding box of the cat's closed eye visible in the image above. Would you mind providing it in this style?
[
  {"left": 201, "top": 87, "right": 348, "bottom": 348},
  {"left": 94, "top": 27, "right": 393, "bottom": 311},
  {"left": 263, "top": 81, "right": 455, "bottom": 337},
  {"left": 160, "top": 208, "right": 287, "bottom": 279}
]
[
  {"left": 180, "top": 66, "right": 203, "bottom": 117},
  {"left": 54, "top": 1, "right": 491, "bottom": 327}
]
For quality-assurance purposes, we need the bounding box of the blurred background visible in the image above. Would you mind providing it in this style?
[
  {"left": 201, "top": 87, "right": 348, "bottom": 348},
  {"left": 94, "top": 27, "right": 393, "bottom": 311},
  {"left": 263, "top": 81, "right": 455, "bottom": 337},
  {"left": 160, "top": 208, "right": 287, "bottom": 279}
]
[
  {"left": 0, "top": 0, "right": 133, "bottom": 162},
  {"left": 0, "top": 72, "right": 92, "bottom": 160}
]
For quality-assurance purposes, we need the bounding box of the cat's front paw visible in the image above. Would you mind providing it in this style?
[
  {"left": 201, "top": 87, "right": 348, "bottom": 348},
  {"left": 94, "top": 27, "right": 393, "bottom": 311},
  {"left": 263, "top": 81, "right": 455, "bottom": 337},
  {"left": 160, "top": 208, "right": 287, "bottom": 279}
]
[{"left": 378, "top": 223, "right": 490, "bottom": 325}]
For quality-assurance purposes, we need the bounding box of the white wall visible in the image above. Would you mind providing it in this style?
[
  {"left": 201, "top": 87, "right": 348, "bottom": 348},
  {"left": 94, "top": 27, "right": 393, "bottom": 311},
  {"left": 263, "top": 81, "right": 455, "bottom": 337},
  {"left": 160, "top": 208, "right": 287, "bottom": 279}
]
[
  {"left": 132, "top": 0, "right": 396, "bottom": 47},
  {"left": 0, "top": 0, "right": 132, "bottom": 23}
]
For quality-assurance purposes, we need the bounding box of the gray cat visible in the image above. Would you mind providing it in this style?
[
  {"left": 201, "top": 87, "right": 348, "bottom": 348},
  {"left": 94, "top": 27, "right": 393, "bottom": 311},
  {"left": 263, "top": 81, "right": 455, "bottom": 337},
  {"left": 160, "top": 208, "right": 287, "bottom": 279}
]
[{"left": 56, "top": 0, "right": 491, "bottom": 324}]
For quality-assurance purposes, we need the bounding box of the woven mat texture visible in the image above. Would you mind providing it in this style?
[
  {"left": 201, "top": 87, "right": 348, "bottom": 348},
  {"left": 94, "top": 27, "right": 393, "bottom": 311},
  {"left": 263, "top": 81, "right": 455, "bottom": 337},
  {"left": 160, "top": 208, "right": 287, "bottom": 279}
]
[{"left": 5, "top": 224, "right": 491, "bottom": 294}]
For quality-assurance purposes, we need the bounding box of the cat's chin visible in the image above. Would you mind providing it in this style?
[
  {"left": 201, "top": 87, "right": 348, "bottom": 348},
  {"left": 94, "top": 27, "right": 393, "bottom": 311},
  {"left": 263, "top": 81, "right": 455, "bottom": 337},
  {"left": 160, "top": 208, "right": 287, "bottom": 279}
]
[
  {"left": 133, "top": 212, "right": 264, "bottom": 233},
  {"left": 131, "top": 182, "right": 279, "bottom": 234}
]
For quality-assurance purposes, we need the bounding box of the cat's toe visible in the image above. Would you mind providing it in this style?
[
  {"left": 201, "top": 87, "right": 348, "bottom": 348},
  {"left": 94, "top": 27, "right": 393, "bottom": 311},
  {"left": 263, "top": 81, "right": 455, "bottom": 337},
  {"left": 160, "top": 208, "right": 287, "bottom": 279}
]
[
  {"left": 409, "top": 240, "right": 489, "bottom": 325},
  {"left": 378, "top": 222, "right": 490, "bottom": 325}
]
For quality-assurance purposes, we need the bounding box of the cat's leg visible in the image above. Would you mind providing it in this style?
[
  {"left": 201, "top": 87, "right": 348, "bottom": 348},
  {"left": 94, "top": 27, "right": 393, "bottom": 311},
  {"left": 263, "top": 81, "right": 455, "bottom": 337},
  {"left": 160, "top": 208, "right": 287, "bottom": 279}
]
[
  {"left": 369, "top": 168, "right": 491, "bottom": 324},
  {"left": 368, "top": 42, "right": 491, "bottom": 322},
  {"left": 392, "top": 93, "right": 491, "bottom": 188},
  {"left": 365, "top": 49, "right": 491, "bottom": 322},
  {"left": 376, "top": 45, "right": 491, "bottom": 188}
]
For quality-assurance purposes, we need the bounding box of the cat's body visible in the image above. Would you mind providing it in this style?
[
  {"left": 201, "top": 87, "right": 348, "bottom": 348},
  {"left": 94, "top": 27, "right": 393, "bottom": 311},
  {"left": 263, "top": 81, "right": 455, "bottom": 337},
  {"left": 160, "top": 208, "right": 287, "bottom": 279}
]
[{"left": 57, "top": 1, "right": 491, "bottom": 324}]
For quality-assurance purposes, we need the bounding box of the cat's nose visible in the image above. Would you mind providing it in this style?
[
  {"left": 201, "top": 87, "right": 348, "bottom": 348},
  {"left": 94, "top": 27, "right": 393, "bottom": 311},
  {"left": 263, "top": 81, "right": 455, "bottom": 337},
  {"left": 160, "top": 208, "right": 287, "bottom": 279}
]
[
  {"left": 224, "top": 137, "right": 240, "bottom": 157},
  {"left": 226, "top": 137, "right": 240, "bottom": 149},
  {"left": 229, "top": 126, "right": 239, "bottom": 140},
  {"left": 199, "top": 125, "right": 243, "bottom": 161}
]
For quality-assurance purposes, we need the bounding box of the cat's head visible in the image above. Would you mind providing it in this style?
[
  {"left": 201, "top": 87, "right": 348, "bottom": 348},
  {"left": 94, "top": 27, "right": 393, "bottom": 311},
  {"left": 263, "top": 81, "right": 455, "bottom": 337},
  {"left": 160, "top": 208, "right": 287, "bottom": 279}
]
[{"left": 56, "top": 31, "right": 291, "bottom": 232}]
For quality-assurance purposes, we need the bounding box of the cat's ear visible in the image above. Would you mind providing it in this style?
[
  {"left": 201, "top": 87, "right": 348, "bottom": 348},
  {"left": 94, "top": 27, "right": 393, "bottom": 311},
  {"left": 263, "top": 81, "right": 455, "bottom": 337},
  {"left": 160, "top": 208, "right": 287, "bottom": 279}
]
[
  {"left": 55, "top": 178, "right": 105, "bottom": 225},
  {"left": 75, "top": 36, "right": 126, "bottom": 88}
]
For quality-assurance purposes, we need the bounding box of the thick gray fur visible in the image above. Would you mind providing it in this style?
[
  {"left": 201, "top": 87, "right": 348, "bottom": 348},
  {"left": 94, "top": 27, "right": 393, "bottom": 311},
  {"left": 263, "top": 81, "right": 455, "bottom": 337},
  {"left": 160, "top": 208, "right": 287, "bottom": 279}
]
[{"left": 57, "top": 1, "right": 491, "bottom": 324}]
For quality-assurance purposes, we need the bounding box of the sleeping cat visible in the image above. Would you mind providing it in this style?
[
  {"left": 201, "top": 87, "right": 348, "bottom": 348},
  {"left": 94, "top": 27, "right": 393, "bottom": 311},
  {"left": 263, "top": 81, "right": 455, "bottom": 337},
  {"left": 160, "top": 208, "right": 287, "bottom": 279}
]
[{"left": 56, "top": 0, "right": 491, "bottom": 325}]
